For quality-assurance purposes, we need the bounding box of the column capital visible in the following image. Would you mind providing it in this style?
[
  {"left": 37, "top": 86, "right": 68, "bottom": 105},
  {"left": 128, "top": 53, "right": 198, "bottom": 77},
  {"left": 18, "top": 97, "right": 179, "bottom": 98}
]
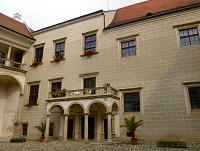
[
  {"left": 106, "top": 112, "right": 112, "bottom": 114},
  {"left": 46, "top": 114, "right": 50, "bottom": 117},
  {"left": 63, "top": 114, "right": 69, "bottom": 116},
  {"left": 83, "top": 113, "right": 90, "bottom": 115}
]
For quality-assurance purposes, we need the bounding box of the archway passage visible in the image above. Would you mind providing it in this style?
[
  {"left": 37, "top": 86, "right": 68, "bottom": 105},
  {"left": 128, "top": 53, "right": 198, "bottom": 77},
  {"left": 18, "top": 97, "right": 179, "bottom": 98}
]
[
  {"left": 0, "top": 75, "right": 21, "bottom": 138},
  {"left": 87, "top": 102, "right": 107, "bottom": 141},
  {"left": 68, "top": 103, "right": 84, "bottom": 140}
]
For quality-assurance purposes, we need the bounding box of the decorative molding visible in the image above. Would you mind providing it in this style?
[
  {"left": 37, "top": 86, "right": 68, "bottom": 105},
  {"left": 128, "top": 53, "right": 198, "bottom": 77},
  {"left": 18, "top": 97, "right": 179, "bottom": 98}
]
[
  {"left": 53, "top": 37, "right": 67, "bottom": 43},
  {"left": 79, "top": 72, "right": 99, "bottom": 77},
  {"left": 119, "top": 87, "right": 142, "bottom": 92},
  {"left": 173, "top": 21, "right": 200, "bottom": 28},
  {"left": 48, "top": 77, "right": 64, "bottom": 81},
  {"left": 33, "top": 43, "right": 45, "bottom": 48},
  {"left": 116, "top": 34, "right": 139, "bottom": 41},
  {"left": 82, "top": 29, "right": 98, "bottom": 35}
]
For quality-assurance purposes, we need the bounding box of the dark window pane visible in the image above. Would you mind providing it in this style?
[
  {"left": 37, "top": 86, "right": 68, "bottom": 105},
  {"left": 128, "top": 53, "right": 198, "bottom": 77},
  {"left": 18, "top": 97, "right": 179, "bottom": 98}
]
[
  {"left": 189, "top": 87, "right": 200, "bottom": 109},
  {"left": 124, "top": 92, "right": 140, "bottom": 112},
  {"left": 29, "top": 85, "right": 39, "bottom": 105},
  {"left": 51, "top": 82, "right": 61, "bottom": 92},
  {"left": 85, "top": 34, "right": 96, "bottom": 52},
  {"left": 55, "top": 42, "right": 65, "bottom": 59},
  {"left": 84, "top": 77, "right": 96, "bottom": 89},
  {"left": 179, "top": 28, "right": 200, "bottom": 46},
  {"left": 34, "top": 47, "right": 43, "bottom": 62},
  {"left": 121, "top": 40, "right": 137, "bottom": 57},
  {"left": 22, "top": 123, "right": 28, "bottom": 135}
]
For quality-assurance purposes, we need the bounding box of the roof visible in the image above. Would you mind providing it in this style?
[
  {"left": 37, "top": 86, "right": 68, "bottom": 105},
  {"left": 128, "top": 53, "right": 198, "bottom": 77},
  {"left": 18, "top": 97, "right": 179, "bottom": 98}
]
[
  {"left": 0, "top": 12, "right": 34, "bottom": 40},
  {"left": 108, "top": 0, "right": 200, "bottom": 28}
]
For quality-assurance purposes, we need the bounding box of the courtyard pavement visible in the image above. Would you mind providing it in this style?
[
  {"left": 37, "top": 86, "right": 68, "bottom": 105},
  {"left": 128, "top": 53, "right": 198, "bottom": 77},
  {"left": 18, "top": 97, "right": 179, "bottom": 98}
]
[{"left": 0, "top": 140, "right": 199, "bottom": 151}]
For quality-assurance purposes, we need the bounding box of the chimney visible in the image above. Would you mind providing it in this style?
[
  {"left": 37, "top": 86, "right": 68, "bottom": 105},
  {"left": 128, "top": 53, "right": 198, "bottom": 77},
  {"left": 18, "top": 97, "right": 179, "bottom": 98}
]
[{"left": 13, "top": 13, "right": 22, "bottom": 22}]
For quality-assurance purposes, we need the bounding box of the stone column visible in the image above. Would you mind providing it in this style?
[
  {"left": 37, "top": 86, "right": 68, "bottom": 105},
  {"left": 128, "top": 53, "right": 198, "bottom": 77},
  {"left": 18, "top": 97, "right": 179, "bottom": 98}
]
[
  {"left": 21, "top": 51, "right": 26, "bottom": 70},
  {"left": 45, "top": 114, "right": 50, "bottom": 140},
  {"left": 84, "top": 113, "right": 89, "bottom": 141},
  {"left": 63, "top": 114, "right": 68, "bottom": 141},
  {"left": 107, "top": 112, "right": 112, "bottom": 143},
  {"left": 16, "top": 94, "right": 23, "bottom": 123},
  {"left": 6, "top": 46, "right": 11, "bottom": 66},
  {"left": 115, "top": 113, "right": 120, "bottom": 138},
  {"left": 75, "top": 114, "right": 79, "bottom": 140},
  {"left": 59, "top": 115, "right": 64, "bottom": 136},
  {"left": 97, "top": 114, "right": 101, "bottom": 141}
]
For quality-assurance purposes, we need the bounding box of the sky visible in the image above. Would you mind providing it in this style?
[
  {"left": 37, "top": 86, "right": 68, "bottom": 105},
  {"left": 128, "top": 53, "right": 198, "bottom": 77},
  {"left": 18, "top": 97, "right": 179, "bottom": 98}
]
[{"left": 1, "top": 0, "right": 146, "bottom": 30}]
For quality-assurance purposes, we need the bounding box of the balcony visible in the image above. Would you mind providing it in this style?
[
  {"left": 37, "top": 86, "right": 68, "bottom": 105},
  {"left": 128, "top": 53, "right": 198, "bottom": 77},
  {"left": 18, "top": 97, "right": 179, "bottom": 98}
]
[
  {"left": 0, "top": 42, "right": 26, "bottom": 73},
  {"left": 47, "top": 86, "right": 119, "bottom": 101}
]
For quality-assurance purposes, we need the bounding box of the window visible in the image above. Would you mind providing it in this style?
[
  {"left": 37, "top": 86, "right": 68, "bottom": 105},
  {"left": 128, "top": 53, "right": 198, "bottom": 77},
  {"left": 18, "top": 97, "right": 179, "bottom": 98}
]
[
  {"left": 22, "top": 123, "right": 28, "bottom": 135},
  {"left": 51, "top": 82, "right": 61, "bottom": 92},
  {"left": 0, "top": 52, "right": 5, "bottom": 65},
  {"left": 179, "top": 27, "right": 200, "bottom": 46},
  {"left": 84, "top": 77, "right": 96, "bottom": 88},
  {"left": 55, "top": 42, "right": 65, "bottom": 59},
  {"left": 188, "top": 87, "right": 200, "bottom": 109},
  {"left": 124, "top": 92, "right": 140, "bottom": 112},
  {"left": 85, "top": 34, "right": 96, "bottom": 53},
  {"left": 121, "top": 40, "right": 136, "bottom": 57},
  {"left": 29, "top": 85, "right": 39, "bottom": 105},
  {"left": 34, "top": 47, "right": 43, "bottom": 63}
]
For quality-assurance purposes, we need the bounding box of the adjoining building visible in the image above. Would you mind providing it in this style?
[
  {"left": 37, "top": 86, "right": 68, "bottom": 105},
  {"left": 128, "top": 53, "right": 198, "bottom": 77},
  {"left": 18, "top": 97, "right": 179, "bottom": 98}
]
[{"left": 0, "top": 0, "right": 200, "bottom": 142}]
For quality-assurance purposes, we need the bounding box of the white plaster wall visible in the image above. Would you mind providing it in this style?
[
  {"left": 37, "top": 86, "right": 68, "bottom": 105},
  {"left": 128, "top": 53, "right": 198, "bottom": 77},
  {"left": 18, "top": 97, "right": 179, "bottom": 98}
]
[
  {"left": 1, "top": 84, "right": 20, "bottom": 137},
  {"left": 0, "top": 82, "right": 6, "bottom": 137}
]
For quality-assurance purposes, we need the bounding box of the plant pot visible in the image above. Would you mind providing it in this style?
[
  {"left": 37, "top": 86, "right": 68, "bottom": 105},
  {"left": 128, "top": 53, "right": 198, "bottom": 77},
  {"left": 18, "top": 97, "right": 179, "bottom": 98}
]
[
  {"left": 131, "top": 137, "right": 138, "bottom": 145},
  {"left": 32, "top": 62, "right": 40, "bottom": 67},
  {"left": 40, "top": 135, "right": 45, "bottom": 142},
  {"left": 54, "top": 58, "right": 61, "bottom": 62}
]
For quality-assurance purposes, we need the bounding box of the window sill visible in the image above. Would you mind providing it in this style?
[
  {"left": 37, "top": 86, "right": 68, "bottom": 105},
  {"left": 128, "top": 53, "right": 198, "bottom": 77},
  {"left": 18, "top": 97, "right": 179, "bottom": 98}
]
[
  {"left": 30, "top": 62, "right": 43, "bottom": 67},
  {"left": 50, "top": 58, "right": 65, "bottom": 63},
  {"left": 80, "top": 52, "right": 98, "bottom": 57},
  {"left": 24, "top": 104, "right": 38, "bottom": 107}
]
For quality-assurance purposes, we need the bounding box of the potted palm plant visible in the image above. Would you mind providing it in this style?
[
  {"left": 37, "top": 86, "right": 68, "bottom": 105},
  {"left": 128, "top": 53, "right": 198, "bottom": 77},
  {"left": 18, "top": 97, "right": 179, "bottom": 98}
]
[
  {"left": 34, "top": 122, "right": 46, "bottom": 142},
  {"left": 121, "top": 116, "right": 143, "bottom": 145}
]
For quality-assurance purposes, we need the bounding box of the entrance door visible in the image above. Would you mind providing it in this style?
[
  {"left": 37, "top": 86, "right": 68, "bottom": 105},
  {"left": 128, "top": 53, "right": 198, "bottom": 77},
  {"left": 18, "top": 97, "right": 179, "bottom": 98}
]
[
  {"left": 14, "top": 52, "right": 23, "bottom": 68},
  {"left": 81, "top": 117, "right": 95, "bottom": 139},
  {"left": 104, "top": 119, "right": 108, "bottom": 139},
  {"left": 68, "top": 119, "right": 73, "bottom": 138}
]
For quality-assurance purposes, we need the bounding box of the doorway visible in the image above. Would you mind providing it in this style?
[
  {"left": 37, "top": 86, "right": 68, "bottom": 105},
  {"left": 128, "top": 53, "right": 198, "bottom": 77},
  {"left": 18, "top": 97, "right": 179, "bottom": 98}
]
[
  {"left": 104, "top": 119, "right": 108, "bottom": 139},
  {"left": 81, "top": 117, "right": 94, "bottom": 139},
  {"left": 67, "top": 119, "right": 73, "bottom": 139}
]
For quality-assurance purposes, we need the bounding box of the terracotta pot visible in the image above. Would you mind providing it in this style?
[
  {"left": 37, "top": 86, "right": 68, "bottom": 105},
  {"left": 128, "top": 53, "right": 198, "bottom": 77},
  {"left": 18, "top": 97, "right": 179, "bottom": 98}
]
[
  {"left": 40, "top": 136, "right": 45, "bottom": 142},
  {"left": 131, "top": 137, "right": 138, "bottom": 145}
]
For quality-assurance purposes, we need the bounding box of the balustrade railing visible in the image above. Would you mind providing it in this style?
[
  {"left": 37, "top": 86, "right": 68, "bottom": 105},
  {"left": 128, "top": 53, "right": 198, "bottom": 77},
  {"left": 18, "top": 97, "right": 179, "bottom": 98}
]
[
  {"left": 49, "top": 86, "right": 118, "bottom": 99},
  {"left": 0, "top": 58, "right": 25, "bottom": 70}
]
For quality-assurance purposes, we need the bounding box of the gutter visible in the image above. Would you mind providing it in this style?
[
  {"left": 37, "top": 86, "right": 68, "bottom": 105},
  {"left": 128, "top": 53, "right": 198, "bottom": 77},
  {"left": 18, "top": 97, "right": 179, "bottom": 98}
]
[{"left": 105, "top": 3, "right": 200, "bottom": 30}]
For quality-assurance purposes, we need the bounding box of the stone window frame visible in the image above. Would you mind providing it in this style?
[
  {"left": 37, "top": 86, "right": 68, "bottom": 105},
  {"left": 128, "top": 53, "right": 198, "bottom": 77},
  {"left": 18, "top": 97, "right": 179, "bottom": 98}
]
[
  {"left": 33, "top": 43, "right": 45, "bottom": 64},
  {"left": 119, "top": 87, "right": 144, "bottom": 114},
  {"left": 26, "top": 81, "right": 41, "bottom": 106},
  {"left": 116, "top": 34, "right": 139, "bottom": 59},
  {"left": 173, "top": 21, "right": 200, "bottom": 48},
  {"left": 183, "top": 81, "right": 200, "bottom": 114},
  {"left": 79, "top": 72, "right": 99, "bottom": 89},
  {"left": 48, "top": 78, "right": 64, "bottom": 97},
  {"left": 21, "top": 123, "right": 28, "bottom": 136},
  {"left": 52, "top": 37, "right": 67, "bottom": 62},
  {"left": 81, "top": 29, "right": 98, "bottom": 57}
]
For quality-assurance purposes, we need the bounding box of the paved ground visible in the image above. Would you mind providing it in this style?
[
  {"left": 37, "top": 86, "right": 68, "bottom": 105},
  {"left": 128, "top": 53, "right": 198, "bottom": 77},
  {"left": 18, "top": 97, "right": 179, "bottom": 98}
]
[{"left": 0, "top": 140, "right": 199, "bottom": 151}]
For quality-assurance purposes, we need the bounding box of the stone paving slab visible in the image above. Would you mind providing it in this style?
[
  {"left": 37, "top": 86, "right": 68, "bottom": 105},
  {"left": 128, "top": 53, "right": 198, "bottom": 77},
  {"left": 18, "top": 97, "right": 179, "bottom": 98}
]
[{"left": 0, "top": 140, "right": 199, "bottom": 151}]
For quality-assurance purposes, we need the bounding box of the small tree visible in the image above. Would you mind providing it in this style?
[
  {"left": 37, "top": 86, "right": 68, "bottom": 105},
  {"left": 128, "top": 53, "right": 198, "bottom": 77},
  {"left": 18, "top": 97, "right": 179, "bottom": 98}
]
[
  {"left": 121, "top": 116, "right": 143, "bottom": 138},
  {"left": 34, "top": 122, "right": 46, "bottom": 136}
]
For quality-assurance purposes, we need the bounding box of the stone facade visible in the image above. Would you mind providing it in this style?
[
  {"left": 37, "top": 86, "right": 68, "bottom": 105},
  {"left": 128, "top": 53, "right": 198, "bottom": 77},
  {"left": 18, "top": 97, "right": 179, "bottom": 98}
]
[{"left": 1, "top": 2, "right": 200, "bottom": 142}]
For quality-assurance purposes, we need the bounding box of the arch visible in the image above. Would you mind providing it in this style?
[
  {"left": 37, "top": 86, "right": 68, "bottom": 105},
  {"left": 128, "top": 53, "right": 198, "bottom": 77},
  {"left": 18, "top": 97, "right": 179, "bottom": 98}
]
[
  {"left": 86, "top": 100, "right": 109, "bottom": 113},
  {"left": 0, "top": 73, "right": 23, "bottom": 93},
  {"left": 112, "top": 101, "right": 119, "bottom": 112},
  {"left": 66, "top": 102, "right": 85, "bottom": 114},
  {"left": 48, "top": 103, "right": 65, "bottom": 114}
]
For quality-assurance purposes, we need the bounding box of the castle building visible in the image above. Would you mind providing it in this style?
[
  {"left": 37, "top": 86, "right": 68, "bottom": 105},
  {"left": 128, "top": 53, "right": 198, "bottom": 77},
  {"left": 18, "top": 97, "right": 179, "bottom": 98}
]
[{"left": 0, "top": 0, "right": 200, "bottom": 142}]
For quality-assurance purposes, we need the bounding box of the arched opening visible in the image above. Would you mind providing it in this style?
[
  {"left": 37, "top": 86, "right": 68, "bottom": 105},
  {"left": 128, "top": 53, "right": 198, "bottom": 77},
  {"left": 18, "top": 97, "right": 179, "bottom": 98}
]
[
  {"left": 48, "top": 105, "right": 64, "bottom": 139},
  {"left": 0, "top": 75, "right": 22, "bottom": 138},
  {"left": 87, "top": 101, "right": 108, "bottom": 141},
  {"left": 67, "top": 103, "right": 84, "bottom": 140}
]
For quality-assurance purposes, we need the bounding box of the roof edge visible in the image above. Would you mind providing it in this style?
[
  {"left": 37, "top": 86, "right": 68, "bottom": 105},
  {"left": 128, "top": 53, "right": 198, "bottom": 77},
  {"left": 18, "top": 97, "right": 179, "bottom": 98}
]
[
  {"left": 31, "top": 10, "right": 104, "bottom": 35},
  {"left": 0, "top": 24, "right": 35, "bottom": 41},
  {"left": 105, "top": 3, "right": 200, "bottom": 30}
]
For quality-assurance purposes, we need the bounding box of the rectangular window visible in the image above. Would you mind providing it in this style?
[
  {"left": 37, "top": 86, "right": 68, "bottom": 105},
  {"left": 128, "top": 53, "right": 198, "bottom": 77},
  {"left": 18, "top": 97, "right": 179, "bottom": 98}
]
[
  {"left": 51, "top": 82, "right": 61, "bottom": 92},
  {"left": 84, "top": 77, "right": 96, "bottom": 88},
  {"left": 34, "top": 47, "right": 43, "bottom": 63},
  {"left": 85, "top": 34, "right": 96, "bottom": 52},
  {"left": 22, "top": 123, "right": 28, "bottom": 135},
  {"left": 121, "top": 40, "right": 136, "bottom": 57},
  {"left": 29, "top": 85, "right": 39, "bottom": 105},
  {"left": 124, "top": 92, "right": 140, "bottom": 112},
  {"left": 55, "top": 42, "right": 65, "bottom": 59},
  {"left": 189, "top": 87, "right": 200, "bottom": 109},
  {"left": 179, "top": 27, "right": 200, "bottom": 46}
]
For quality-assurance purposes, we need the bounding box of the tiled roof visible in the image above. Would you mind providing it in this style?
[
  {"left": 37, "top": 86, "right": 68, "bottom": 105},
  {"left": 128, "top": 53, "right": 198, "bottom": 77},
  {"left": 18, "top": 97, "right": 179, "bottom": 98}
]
[
  {"left": 108, "top": 0, "right": 200, "bottom": 28},
  {"left": 0, "top": 12, "right": 33, "bottom": 39}
]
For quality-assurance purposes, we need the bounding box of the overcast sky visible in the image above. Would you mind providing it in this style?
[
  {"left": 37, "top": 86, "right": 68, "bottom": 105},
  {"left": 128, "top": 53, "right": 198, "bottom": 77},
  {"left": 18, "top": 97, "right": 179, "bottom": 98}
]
[{"left": 1, "top": 0, "right": 146, "bottom": 30}]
